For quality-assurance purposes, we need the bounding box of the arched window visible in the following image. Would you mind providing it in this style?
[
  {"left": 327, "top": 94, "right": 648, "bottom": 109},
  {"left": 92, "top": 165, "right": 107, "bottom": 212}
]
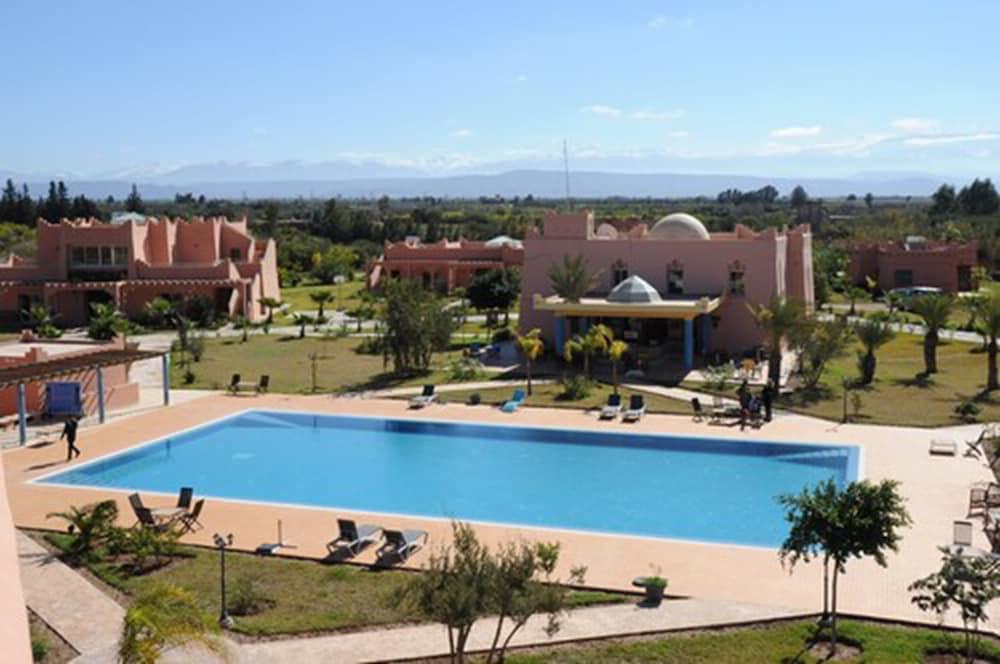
[
  {"left": 611, "top": 259, "right": 628, "bottom": 287},
  {"left": 667, "top": 260, "right": 684, "bottom": 295},
  {"left": 728, "top": 260, "right": 746, "bottom": 296}
]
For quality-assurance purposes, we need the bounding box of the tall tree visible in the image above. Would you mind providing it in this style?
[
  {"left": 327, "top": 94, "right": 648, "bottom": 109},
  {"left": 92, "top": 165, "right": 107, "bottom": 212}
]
[
  {"left": 971, "top": 291, "right": 1000, "bottom": 390},
  {"left": 930, "top": 184, "right": 957, "bottom": 216},
  {"left": 563, "top": 323, "right": 612, "bottom": 378},
  {"left": 778, "top": 479, "right": 911, "bottom": 652},
  {"left": 381, "top": 279, "right": 455, "bottom": 373},
  {"left": 125, "top": 183, "right": 146, "bottom": 213},
  {"left": 790, "top": 185, "right": 809, "bottom": 208},
  {"left": 958, "top": 178, "right": 1000, "bottom": 215},
  {"left": 749, "top": 296, "right": 806, "bottom": 388},
  {"left": 308, "top": 290, "right": 334, "bottom": 318},
  {"left": 608, "top": 339, "right": 629, "bottom": 395},
  {"left": 909, "top": 294, "right": 955, "bottom": 375},
  {"left": 118, "top": 583, "right": 224, "bottom": 664},
  {"left": 467, "top": 268, "right": 520, "bottom": 327},
  {"left": 515, "top": 328, "right": 544, "bottom": 396},
  {"left": 854, "top": 319, "right": 895, "bottom": 384},
  {"left": 547, "top": 255, "right": 599, "bottom": 303}
]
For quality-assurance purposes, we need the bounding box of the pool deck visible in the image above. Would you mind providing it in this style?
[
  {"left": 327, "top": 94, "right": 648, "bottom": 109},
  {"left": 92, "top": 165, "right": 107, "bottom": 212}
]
[{"left": 3, "top": 391, "right": 996, "bottom": 632}]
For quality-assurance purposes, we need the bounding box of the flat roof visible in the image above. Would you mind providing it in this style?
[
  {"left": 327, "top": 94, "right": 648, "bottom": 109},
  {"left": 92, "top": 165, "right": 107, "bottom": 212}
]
[
  {"left": 0, "top": 348, "right": 164, "bottom": 389},
  {"left": 532, "top": 293, "right": 722, "bottom": 319}
]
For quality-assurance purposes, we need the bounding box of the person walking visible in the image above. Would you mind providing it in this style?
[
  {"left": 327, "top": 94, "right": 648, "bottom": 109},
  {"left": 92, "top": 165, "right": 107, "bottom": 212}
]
[
  {"left": 762, "top": 380, "right": 775, "bottom": 422},
  {"left": 60, "top": 415, "right": 80, "bottom": 461}
]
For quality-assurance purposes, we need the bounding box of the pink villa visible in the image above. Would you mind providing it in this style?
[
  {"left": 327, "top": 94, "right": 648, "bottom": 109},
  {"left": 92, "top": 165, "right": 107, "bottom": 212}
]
[
  {"left": 368, "top": 236, "right": 524, "bottom": 293},
  {"left": 849, "top": 237, "right": 979, "bottom": 293},
  {"left": 519, "top": 211, "right": 814, "bottom": 372},
  {"left": 0, "top": 216, "right": 280, "bottom": 326}
]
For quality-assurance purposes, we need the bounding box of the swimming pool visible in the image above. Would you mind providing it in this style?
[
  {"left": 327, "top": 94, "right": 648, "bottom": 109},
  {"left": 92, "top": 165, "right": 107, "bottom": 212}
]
[{"left": 37, "top": 410, "right": 860, "bottom": 547}]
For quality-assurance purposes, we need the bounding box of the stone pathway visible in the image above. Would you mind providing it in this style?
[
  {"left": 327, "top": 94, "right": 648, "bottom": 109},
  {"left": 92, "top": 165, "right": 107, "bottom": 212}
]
[{"left": 16, "top": 532, "right": 124, "bottom": 663}]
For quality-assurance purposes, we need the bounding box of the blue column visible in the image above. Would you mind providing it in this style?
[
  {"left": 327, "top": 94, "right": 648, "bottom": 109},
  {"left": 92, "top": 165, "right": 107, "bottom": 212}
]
[
  {"left": 701, "top": 314, "right": 712, "bottom": 356},
  {"left": 581, "top": 317, "right": 590, "bottom": 333},
  {"left": 554, "top": 317, "right": 565, "bottom": 356},
  {"left": 162, "top": 353, "right": 171, "bottom": 406},
  {"left": 16, "top": 383, "right": 26, "bottom": 446},
  {"left": 96, "top": 367, "right": 106, "bottom": 424},
  {"left": 683, "top": 318, "right": 694, "bottom": 371}
]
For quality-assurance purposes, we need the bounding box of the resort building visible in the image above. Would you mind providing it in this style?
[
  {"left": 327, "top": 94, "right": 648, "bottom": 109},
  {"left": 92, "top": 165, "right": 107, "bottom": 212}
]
[
  {"left": 0, "top": 216, "right": 280, "bottom": 326},
  {"left": 519, "top": 211, "right": 814, "bottom": 372},
  {"left": 367, "top": 236, "right": 524, "bottom": 293},
  {"left": 0, "top": 468, "right": 29, "bottom": 664},
  {"left": 848, "top": 237, "right": 979, "bottom": 292}
]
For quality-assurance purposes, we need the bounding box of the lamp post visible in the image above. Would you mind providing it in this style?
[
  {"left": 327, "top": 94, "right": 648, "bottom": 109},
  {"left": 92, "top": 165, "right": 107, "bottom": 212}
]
[{"left": 213, "top": 533, "right": 234, "bottom": 628}]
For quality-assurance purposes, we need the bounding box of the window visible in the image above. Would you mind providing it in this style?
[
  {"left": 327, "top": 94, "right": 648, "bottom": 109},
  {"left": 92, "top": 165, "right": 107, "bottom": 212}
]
[
  {"left": 70, "top": 247, "right": 85, "bottom": 265},
  {"left": 229, "top": 248, "right": 242, "bottom": 261},
  {"left": 668, "top": 269, "right": 684, "bottom": 295},
  {"left": 100, "top": 247, "right": 113, "bottom": 265},
  {"left": 611, "top": 260, "right": 628, "bottom": 287},
  {"left": 84, "top": 247, "right": 100, "bottom": 265},
  {"left": 958, "top": 265, "right": 972, "bottom": 291},
  {"left": 894, "top": 269, "right": 914, "bottom": 288},
  {"left": 114, "top": 247, "right": 128, "bottom": 265},
  {"left": 728, "top": 270, "right": 745, "bottom": 296}
]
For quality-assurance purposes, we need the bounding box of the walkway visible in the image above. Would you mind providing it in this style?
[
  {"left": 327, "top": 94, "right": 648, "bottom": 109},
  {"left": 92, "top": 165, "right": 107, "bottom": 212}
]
[{"left": 16, "top": 531, "right": 123, "bottom": 663}]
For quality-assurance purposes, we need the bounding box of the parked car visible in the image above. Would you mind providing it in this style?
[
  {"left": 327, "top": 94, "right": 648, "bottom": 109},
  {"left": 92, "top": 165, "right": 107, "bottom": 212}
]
[{"left": 887, "top": 286, "right": 943, "bottom": 310}]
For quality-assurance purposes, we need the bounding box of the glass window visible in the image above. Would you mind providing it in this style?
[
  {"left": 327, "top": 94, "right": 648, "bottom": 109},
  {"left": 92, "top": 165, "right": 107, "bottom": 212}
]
[
  {"left": 612, "top": 261, "right": 628, "bottom": 287},
  {"left": 100, "top": 247, "right": 113, "bottom": 265},
  {"left": 71, "top": 247, "right": 85, "bottom": 265},
  {"left": 728, "top": 270, "right": 745, "bottom": 296},
  {"left": 114, "top": 247, "right": 129, "bottom": 265},
  {"left": 84, "top": 247, "right": 100, "bottom": 265},
  {"left": 668, "top": 269, "right": 684, "bottom": 295},
  {"left": 894, "top": 269, "right": 914, "bottom": 288}
]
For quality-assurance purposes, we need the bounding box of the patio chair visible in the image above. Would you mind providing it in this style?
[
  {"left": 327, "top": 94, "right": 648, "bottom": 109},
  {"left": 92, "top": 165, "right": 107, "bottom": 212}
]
[
  {"left": 622, "top": 394, "right": 646, "bottom": 422},
  {"left": 409, "top": 384, "right": 437, "bottom": 409},
  {"left": 327, "top": 519, "right": 383, "bottom": 556},
  {"left": 176, "top": 487, "right": 193, "bottom": 510},
  {"left": 599, "top": 393, "right": 622, "bottom": 420},
  {"left": 928, "top": 439, "right": 957, "bottom": 456},
  {"left": 968, "top": 482, "right": 1000, "bottom": 517},
  {"left": 380, "top": 529, "right": 428, "bottom": 562},
  {"left": 256, "top": 375, "right": 270, "bottom": 394},
  {"left": 128, "top": 492, "right": 145, "bottom": 513},
  {"left": 501, "top": 389, "right": 525, "bottom": 413},
  {"left": 179, "top": 499, "right": 205, "bottom": 533},
  {"left": 227, "top": 374, "right": 241, "bottom": 394}
]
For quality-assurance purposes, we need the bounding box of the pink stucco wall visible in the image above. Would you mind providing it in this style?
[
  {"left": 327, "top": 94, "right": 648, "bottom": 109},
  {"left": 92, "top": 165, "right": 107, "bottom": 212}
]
[
  {"left": 518, "top": 211, "right": 814, "bottom": 354},
  {"left": 0, "top": 466, "right": 31, "bottom": 663},
  {"left": 849, "top": 240, "right": 979, "bottom": 292},
  {"left": 369, "top": 237, "right": 524, "bottom": 293}
]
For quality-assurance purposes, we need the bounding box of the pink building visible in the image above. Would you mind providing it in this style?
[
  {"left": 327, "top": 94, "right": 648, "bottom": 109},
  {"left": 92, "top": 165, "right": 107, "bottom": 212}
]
[
  {"left": 0, "top": 467, "right": 30, "bottom": 664},
  {"left": 849, "top": 237, "right": 978, "bottom": 293},
  {"left": 0, "top": 216, "right": 280, "bottom": 326},
  {"left": 368, "top": 236, "right": 524, "bottom": 293},
  {"left": 519, "top": 211, "right": 814, "bottom": 371}
]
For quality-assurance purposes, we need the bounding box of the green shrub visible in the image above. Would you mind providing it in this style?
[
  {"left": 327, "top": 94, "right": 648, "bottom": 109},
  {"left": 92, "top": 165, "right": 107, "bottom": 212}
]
[
  {"left": 447, "top": 357, "right": 484, "bottom": 381},
  {"left": 955, "top": 399, "right": 982, "bottom": 422},
  {"left": 229, "top": 574, "right": 275, "bottom": 616},
  {"left": 559, "top": 374, "right": 592, "bottom": 400},
  {"left": 31, "top": 636, "right": 49, "bottom": 662}
]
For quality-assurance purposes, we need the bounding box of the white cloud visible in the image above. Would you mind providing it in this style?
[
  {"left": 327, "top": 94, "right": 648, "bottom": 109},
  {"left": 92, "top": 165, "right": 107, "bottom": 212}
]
[
  {"left": 631, "top": 109, "right": 684, "bottom": 121},
  {"left": 891, "top": 117, "right": 940, "bottom": 134},
  {"left": 669, "top": 130, "right": 689, "bottom": 138},
  {"left": 648, "top": 15, "right": 694, "bottom": 30},
  {"left": 756, "top": 134, "right": 889, "bottom": 157},
  {"left": 581, "top": 104, "right": 622, "bottom": 118},
  {"left": 450, "top": 128, "right": 474, "bottom": 138},
  {"left": 769, "top": 125, "right": 822, "bottom": 138},
  {"left": 903, "top": 132, "right": 1000, "bottom": 147},
  {"left": 515, "top": 74, "right": 528, "bottom": 82}
]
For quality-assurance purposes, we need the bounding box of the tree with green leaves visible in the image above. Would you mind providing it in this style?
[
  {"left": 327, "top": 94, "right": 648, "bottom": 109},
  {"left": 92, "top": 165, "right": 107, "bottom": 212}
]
[
  {"left": 311, "top": 245, "right": 356, "bottom": 284},
  {"left": 87, "top": 302, "right": 129, "bottom": 341},
  {"left": 118, "top": 583, "right": 224, "bottom": 664},
  {"left": 791, "top": 318, "right": 852, "bottom": 390},
  {"left": 910, "top": 549, "right": 1000, "bottom": 662},
  {"left": 790, "top": 185, "right": 809, "bottom": 208},
  {"left": 748, "top": 296, "right": 806, "bottom": 388},
  {"left": 930, "top": 183, "right": 958, "bottom": 216},
  {"left": 778, "top": 479, "right": 911, "bottom": 652},
  {"left": 563, "top": 323, "right": 612, "bottom": 378},
  {"left": 259, "top": 297, "right": 282, "bottom": 334},
  {"left": 381, "top": 279, "right": 455, "bottom": 373},
  {"left": 291, "top": 312, "right": 313, "bottom": 339},
  {"left": 608, "top": 339, "right": 629, "bottom": 395},
  {"left": 232, "top": 315, "right": 251, "bottom": 343},
  {"left": 909, "top": 293, "right": 955, "bottom": 375},
  {"left": 547, "top": 255, "right": 599, "bottom": 303},
  {"left": 308, "top": 290, "right": 334, "bottom": 319},
  {"left": 46, "top": 500, "right": 119, "bottom": 566},
  {"left": 854, "top": 319, "right": 895, "bottom": 384},
  {"left": 467, "top": 268, "right": 520, "bottom": 327},
  {"left": 958, "top": 178, "right": 1000, "bottom": 215},
  {"left": 971, "top": 290, "right": 1000, "bottom": 391},
  {"left": 125, "top": 183, "right": 145, "bottom": 214},
  {"left": 24, "top": 303, "right": 61, "bottom": 338},
  {"left": 515, "top": 328, "right": 544, "bottom": 395}
]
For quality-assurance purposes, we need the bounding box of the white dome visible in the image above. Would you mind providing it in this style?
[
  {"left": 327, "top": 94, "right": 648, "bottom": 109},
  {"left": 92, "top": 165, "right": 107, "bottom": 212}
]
[
  {"left": 484, "top": 235, "right": 522, "bottom": 249},
  {"left": 649, "top": 213, "right": 710, "bottom": 240},
  {"left": 595, "top": 223, "right": 619, "bottom": 239},
  {"left": 607, "top": 275, "right": 662, "bottom": 304}
]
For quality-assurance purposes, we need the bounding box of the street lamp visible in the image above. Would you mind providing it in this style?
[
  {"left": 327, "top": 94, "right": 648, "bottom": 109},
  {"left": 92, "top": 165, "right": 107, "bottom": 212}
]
[{"left": 213, "top": 533, "right": 234, "bottom": 628}]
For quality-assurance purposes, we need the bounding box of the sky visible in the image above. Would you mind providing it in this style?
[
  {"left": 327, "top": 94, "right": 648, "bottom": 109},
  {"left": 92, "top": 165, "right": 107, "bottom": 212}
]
[{"left": 2, "top": 0, "right": 999, "bottom": 180}]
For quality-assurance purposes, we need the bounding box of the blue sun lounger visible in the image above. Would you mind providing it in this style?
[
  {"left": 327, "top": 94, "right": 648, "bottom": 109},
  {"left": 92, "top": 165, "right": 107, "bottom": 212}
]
[{"left": 501, "top": 389, "right": 525, "bottom": 413}]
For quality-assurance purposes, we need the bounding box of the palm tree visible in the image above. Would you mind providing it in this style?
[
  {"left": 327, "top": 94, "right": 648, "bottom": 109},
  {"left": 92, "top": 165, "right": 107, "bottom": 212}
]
[
  {"left": 308, "top": 290, "right": 334, "bottom": 319},
  {"left": 749, "top": 297, "right": 806, "bottom": 388},
  {"left": 259, "top": 297, "right": 282, "bottom": 333},
  {"left": 118, "top": 583, "right": 224, "bottom": 664},
  {"left": 515, "top": 328, "right": 544, "bottom": 395},
  {"left": 854, "top": 319, "right": 895, "bottom": 385},
  {"left": 46, "top": 500, "right": 119, "bottom": 565},
  {"left": 232, "top": 315, "right": 251, "bottom": 343},
  {"left": 563, "top": 324, "right": 612, "bottom": 378},
  {"left": 908, "top": 294, "right": 954, "bottom": 374},
  {"left": 547, "top": 255, "right": 600, "bottom": 303},
  {"left": 972, "top": 291, "right": 1000, "bottom": 391},
  {"left": 88, "top": 302, "right": 128, "bottom": 341},
  {"left": 291, "top": 312, "right": 313, "bottom": 339},
  {"left": 608, "top": 339, "right": 629, "bottom": 395}
]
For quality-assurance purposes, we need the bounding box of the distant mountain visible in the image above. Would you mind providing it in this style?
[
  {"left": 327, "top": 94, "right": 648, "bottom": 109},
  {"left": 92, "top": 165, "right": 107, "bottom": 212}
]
[{"left": 1, "top": 163, "right": 947, "bottom": 200}]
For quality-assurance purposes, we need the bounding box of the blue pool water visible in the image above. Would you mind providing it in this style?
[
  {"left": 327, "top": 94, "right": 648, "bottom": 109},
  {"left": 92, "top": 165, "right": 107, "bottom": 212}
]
[{"left": 38, "top": 411, "right": 859, "bottom": 547}]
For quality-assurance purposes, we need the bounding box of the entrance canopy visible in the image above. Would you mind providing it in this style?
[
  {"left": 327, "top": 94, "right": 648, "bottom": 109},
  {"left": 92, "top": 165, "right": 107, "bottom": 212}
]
[{"left": 532, "top": 292, "right": 722, "bottom": 320}]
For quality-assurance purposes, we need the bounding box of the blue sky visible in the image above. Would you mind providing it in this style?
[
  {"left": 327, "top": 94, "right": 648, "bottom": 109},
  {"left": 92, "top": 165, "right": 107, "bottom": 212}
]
[{"left": 3, "top": 0, "right": 999, "bottom": 179}]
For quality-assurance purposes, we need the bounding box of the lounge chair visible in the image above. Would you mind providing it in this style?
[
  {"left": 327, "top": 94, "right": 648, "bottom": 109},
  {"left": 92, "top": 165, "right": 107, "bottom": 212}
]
[
  {"left": 968, "top": 482, "right": 1000, "bottom": 517},
  {"left": 929, "top": 439, "right": 957, "bottom": 456},
  {"left": 179, "top": 499, "right": 205, "bottom": 533},
  {"left": 409, "top": 384, "right": 437, "bottom": 409},
  {"left": 128, "top": 492, "right": 145, "bottom": 514},
  {"left": 600, "top": 393, "right": 622, "bottom": 420},
  {"left": 227, "top": 374, "right": 241, "bottom": 394},
  {"left": 176, "top": 487, "right": 193, "bottom": 510},
  {"left": 691, "top": 397, "right": 704, "bottom": 422},
  {"left": 256, "top": 375, "right": 270, "bottom": 394},
  {"left": 380, "top": 529, "right": 428, "bottom": 562},
  {"left": 328, "top": 519, "right": 383, "bottom": 556},
  {"left": 501, "top": 389, "right": 525, "bottom": 413},
  {"left": 622, "top": 394, "right": 646, "bottom": 422},
  {"left": 467, "top": 342, "right": 484, "bottom": 358}
]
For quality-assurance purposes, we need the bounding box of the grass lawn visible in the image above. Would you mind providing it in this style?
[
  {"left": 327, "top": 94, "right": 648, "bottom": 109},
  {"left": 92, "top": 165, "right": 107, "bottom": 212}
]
[
  {"left": 688, "top": 335, "right": 999, "bottom": 427},
  {"left": 172, "top": 334, "right": 466, "bottom": 393},
  {"left": 43, "top": 535, "right": 628, "bottom": 638},
  {"left": 507, "top": 619, "right": 1000, "bottom": 663},
  {"left": 279, "top": 280, "right": 368, "bottom": 315},
  {"left": 434, "top": 381, "right": 692, "bottom": 416}
]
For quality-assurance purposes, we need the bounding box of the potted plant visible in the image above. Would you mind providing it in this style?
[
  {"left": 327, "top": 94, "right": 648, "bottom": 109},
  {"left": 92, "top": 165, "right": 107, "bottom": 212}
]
[{"left": 633, "top": 575, "right": 668, "bottom": 605}]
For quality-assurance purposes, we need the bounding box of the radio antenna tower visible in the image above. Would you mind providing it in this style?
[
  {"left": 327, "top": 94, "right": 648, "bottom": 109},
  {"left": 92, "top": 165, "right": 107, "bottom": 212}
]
[{"left": 562, "top": 139, "right": 572, "bottom": 209}]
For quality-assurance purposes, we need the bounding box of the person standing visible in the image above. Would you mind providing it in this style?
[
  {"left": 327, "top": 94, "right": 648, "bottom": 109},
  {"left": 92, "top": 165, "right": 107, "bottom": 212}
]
[
  {"left": 762, "top": 380, "right": 775, "bottom": 422},
  {"left": 60, "top": 415, "right": 80, "bottom": 461}
]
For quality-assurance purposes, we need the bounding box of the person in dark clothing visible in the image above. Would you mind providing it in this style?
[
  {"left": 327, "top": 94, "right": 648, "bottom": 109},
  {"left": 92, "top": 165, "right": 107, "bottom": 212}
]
[
  {"left": 60, "top": 416, "right": 80, "bottom": 461},
  {"left": 761, "top": 380, "right": 776, "bottom": 422},
  {"left": 737, "top": 380, "right": 751, "bottom": 431}
]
